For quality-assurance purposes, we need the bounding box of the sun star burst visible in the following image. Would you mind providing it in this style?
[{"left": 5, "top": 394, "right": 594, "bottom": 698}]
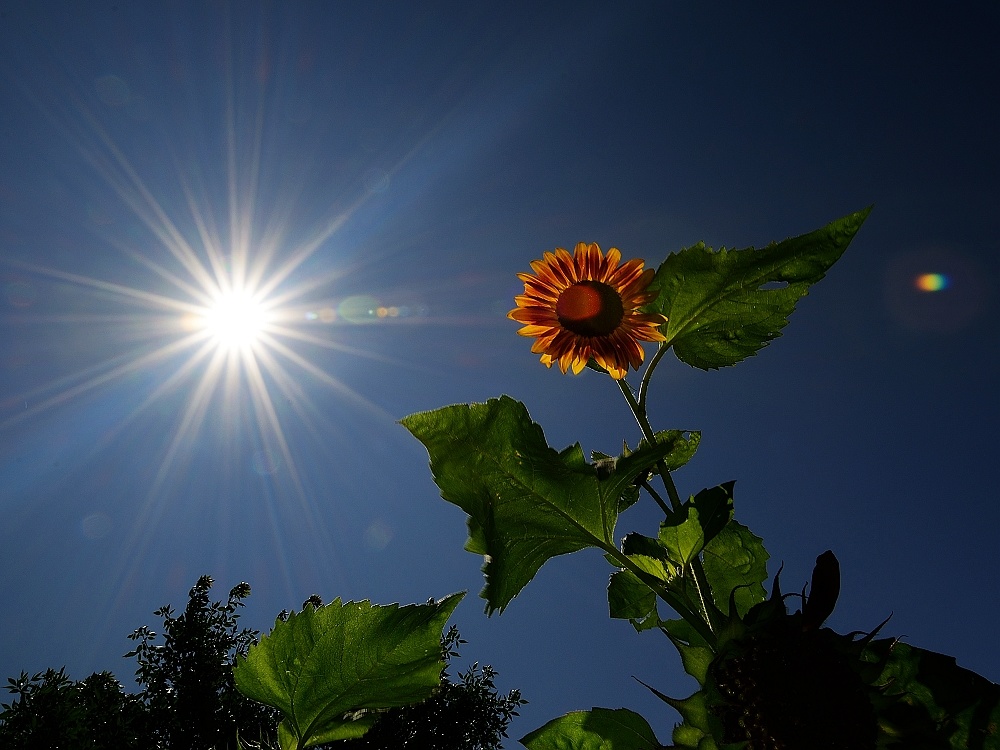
[{"left": 201, "top": 289, "right": 271, "bottom": 350}]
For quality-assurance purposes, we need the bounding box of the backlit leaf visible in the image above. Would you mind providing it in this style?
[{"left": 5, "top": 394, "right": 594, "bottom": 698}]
[
  {"left": 402, "top": 397, "right": 673, "bottom": 614},
  {"left": 521, "top": 707, "right": 663, "bottom": 750},
  {"left": 632, "top": 430, "right": 702, "bottom": 473},
  {"left": 648, "top": 208, "right": 871, "bottom": 370},
  {"left": 701, "top": 521, "right": 768, "bottom": 617},
  {"left": 233, "top": 593, "right": 463, "bottom": 749},
  {"left": 608, "top": 569, "right": 656, "bottom": 623},
  {"left": 621, "top": 532, "right": 678, "bottom": 581},
  {"left": 658, "top": 482, "right": 736, "bottom": 569},
  {"left": 869, "top": 639, "right": 1000, "bottom": 749}
]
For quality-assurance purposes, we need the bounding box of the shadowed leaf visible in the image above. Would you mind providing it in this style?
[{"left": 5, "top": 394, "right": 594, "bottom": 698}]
[{"left": 701, "top": 520, "right": 769, "bottom": 617}]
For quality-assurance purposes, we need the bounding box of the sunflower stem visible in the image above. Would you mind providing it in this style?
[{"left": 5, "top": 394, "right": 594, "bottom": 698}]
[
  {"left": 617, "top": 378, "right": 682, "bottom": 513},
  {"left": 617, "top": 375, "right": 720, "bottom": 636},
  {"left": 604, "top": 545, "right": 717, "bottom": 649},
  {"left": 617, "top": 378, "right": 656, "bottom": 449},
  {"left": 637, "top": 342, "right": 671, "bottom": 415},
  {"left": 640, "top": 480, "right": 671, "bottom": 517}
]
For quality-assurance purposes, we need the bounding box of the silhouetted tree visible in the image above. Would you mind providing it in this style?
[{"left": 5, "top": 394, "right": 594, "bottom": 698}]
[
  {"left": 125, "top": 575, "right": 278, "bottom": 749},
  {"left": 0, "top": 668, "right": 146, "bottom": 749},
  {"left": 0, "top": 578, "right": 524, "bottom": 750}
]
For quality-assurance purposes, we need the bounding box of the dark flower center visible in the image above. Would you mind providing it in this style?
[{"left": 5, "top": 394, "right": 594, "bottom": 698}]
[
  {"left": 556, "top": 281, "right": 625, "bottom": 337},
  {"left": 711, "top": 626, "right": 878, "bottom": 750}
]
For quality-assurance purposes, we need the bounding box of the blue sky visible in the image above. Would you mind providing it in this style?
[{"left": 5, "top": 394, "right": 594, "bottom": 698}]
[{"left": 1, "top": 1, "right": 997, "bottom": 741}]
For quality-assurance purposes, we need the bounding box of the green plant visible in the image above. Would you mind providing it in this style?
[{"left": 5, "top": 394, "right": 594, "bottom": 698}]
[
  {"left": 0, "top": 668, "right": 147, "bottom": 749},
  {"left": 126, "top": 575, "right": 279, "bottom": 749},
  {"left": 400, "top": 209, "right": 1000, "bottom": 748},
  {"left": 234, "top": 592, "right": 465, "bottom": 748},
  {"left": 3, "top": 580, "right": 522, "bottom": 750}
]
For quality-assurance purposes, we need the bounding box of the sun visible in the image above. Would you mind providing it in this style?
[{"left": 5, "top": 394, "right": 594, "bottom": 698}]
[{"left": 200, "top": 289, "right": 272, "bottom": 349}]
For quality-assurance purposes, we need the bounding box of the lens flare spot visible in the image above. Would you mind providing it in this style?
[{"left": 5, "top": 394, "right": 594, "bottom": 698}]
[
  {"left": 364, "top": 519, "right": 394, "bottom": 550},
  {"left": 915, "top": 273, "right": 949, "bottom": 292},
  {"left": 252, "top": 449, "right": 281, "bottom": 476},
  {"left": 338, "top": 295, "right": 379, "bottom": 324},
  {"left": 202, "top": 291, "right": 270, "bottom": 347}
]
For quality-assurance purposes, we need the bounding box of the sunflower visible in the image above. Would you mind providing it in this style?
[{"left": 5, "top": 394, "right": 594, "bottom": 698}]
[{"left": 508, "top": 242, "right": 667, "bottom": 379}]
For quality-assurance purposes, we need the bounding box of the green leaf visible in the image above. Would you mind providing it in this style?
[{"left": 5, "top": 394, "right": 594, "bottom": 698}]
[
  {"left": 674, "top": 642, "right": 715, "bottom": 685},
  {"left": 701, "top": 521, "right": 769, "bottom": 617},
  {"left": 662, "top": 618, "right": 715, "bottom": 685},
  {"left": 608, "top": 569, "right": 657, "bottom": 626},
  {"left": 401, "top": 396, "right": 674, "bottom": 614},
  {"left": 596, "top": 432, "right": 699, "bottom": 513},
  {"left": 648, "top": 208, "right": 872, "bottom": 370},
  {"left": 666, "top": 690, "right": 716, "bottom": 749},
  {"left": 658, "top": 506, "right": 705, "bottom": 568},
  {"left": 655, "top": 484, "right": 734, "bottom": 569},
  {"left": 868, "top": 639, "right": 1000, "bottom": 749},
  {"left": 621, "top": 532, "right": 679, "bottom": 581},
  {"left": 632, "top": 430, "right": 702, "bottom": 473},
  {"left": 276, "top": 716, "right": 374, "bottom": 749},
  {"left": 521, "top": 707, "right": 663, "bottom": 750},
  {"left": 689, "top": 482, "right": 735, "bottom": 549},
  {"left": 233, "top": 593, "right": 464, "bottom": 750}
]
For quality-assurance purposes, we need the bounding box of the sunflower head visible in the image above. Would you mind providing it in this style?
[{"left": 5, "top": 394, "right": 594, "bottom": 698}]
[
  {"left": 508, "top": 242, "right": 667, "bottom": 379},
  {"left": 705, "top": 612, "right": 882, "bottom": 750},
  {"left": 665, "top": 551, "right": 908, "bottom": 750}
]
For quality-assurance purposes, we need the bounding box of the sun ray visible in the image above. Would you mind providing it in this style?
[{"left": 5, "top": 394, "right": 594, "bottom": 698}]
[
  {"left": 2, "top": 32, "right": 514, "bottom": 631},
  {"left": 146, "top": 347, "right": 231, "bottom": 499},
  {"left": 255, "top": 333, "right": 396, "bottom": 422},
  {"left": 69, "top": 100, "right": 220, "bottom": 296},
  {"left": 3, "top": 258, "right": 206, "bottom": 316},
  {"left": 1, "top": 330, "right": 208, "bottom": 431},
  {"left": 240, "top": 350, "right": 307, "bottom": 499}
]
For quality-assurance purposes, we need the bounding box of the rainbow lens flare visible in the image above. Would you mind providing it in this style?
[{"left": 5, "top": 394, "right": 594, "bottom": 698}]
[{"left": 915, "top": 273, "right": 949, "bottom": 292}]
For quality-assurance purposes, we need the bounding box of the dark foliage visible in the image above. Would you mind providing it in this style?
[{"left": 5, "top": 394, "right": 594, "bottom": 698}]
[
  {"left": 0, "top": 668, "right": 147, "bottom": 749},
  {"left": 0, "top": 579, "right": 524, "bottom": 750},
  {"left": 125, "top": 575, "right": 279, "bottom": 749}
]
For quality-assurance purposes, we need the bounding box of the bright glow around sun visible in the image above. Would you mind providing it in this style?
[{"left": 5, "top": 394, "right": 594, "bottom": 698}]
[
  {"left": 201, "top": 290, "right": 271, "bottom": 349},
  {"left": 0, "top": 58, "right": 416, "bottom": 532}
]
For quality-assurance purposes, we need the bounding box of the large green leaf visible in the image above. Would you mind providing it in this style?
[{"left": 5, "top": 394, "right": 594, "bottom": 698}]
[
  {"left": 648, "top": 208, "right": 871, "bottom": 370},
  {"left": 233, "top": 593, "right": 463, "bottom": 750},
  {"left": 868, "top": 639, "right": 1000, "bottom": 749},
  {"left": 701, "top": 520, "right": 769, "bottom": 617},
  {"left": 402, "top": 396, "right": 674, "bottom": 614},
  {"left": 521, "top": 707, "right": 663, "bottom": 750}
]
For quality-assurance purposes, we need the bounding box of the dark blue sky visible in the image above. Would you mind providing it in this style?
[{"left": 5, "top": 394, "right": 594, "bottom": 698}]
[{"left": 2, "top": 1, "right": 997, "bottom": 741}]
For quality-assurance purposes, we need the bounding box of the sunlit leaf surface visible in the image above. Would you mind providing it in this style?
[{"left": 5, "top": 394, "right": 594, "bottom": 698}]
[
  {"left": 402, "top": 396, "right": 672, "bottom": 614},
  {"left": 233, "top": 593, "right": 463, "bottom": 749}
]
